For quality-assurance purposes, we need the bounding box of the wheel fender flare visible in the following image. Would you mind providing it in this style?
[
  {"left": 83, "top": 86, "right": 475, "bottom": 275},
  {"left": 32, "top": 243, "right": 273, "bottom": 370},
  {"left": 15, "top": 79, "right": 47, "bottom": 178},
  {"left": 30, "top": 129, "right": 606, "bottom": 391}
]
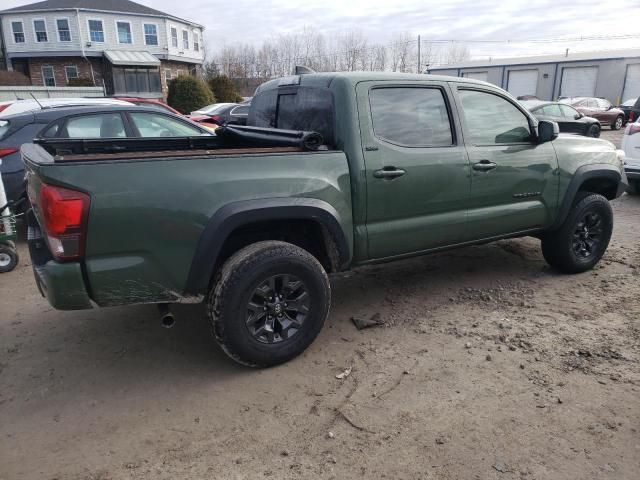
[
  {"left": 549, "top": 163, "right": 622, "bottom": 231},
  {"left": 184, "top": 198, "right": 351, "bottom": 295}
]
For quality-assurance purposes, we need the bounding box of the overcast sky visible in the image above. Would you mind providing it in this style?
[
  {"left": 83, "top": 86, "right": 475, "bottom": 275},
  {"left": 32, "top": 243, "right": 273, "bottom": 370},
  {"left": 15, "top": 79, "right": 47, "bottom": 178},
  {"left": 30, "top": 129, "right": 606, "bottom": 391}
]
[{"left": 3, "top": 0, "right": 640, "bottom": 60}]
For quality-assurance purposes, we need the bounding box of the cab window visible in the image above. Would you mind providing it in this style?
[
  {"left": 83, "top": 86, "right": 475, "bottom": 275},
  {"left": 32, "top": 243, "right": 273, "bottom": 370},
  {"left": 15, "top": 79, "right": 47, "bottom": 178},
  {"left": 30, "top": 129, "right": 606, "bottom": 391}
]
[
  {"left": 458, "top": 89, "right": 532, "bottom": 145},
  {"left": 369, "top": 87, "right": 453, "bottom": 147}
]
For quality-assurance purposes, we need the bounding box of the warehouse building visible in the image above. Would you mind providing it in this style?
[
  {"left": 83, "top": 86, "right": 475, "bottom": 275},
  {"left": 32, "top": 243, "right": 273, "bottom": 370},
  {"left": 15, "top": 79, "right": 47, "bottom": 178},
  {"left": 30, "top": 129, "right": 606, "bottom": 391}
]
[{"left": 427, "top": 49, "right": 640, "bottom": 104}]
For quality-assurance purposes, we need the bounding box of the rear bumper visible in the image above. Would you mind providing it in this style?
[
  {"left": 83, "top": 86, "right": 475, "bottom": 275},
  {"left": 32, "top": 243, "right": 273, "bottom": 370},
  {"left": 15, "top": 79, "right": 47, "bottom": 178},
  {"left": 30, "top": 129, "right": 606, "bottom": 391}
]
[
  {"left": 33, "top": 260, "right": 93, "bottom": 310},
  {"left": 27, "top": 210, "right": 93, "bottom": 310}
]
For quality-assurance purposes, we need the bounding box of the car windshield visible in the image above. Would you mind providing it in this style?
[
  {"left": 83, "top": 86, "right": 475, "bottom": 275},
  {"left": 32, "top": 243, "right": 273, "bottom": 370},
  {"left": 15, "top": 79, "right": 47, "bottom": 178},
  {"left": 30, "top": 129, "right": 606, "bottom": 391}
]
[
  {"left": 0, "top": 120, "right": 10, "bottom": 140},
  {"left": 622, "top": 98, "right": 638, "bottom": 107}
]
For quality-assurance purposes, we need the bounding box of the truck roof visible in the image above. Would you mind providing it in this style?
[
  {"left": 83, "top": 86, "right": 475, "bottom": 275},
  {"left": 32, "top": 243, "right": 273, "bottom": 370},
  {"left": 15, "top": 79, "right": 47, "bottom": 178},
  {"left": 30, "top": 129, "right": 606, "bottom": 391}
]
[{"left": 256, "top": 71, "right": 493, "bottom": 93}]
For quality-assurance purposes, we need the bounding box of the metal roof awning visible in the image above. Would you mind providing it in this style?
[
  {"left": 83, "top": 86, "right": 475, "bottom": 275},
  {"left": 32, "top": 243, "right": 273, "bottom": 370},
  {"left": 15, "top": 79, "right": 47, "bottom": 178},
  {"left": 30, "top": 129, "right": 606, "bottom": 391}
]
[{"left": 104, "top": 50, "right": 160, "bottom": 67}]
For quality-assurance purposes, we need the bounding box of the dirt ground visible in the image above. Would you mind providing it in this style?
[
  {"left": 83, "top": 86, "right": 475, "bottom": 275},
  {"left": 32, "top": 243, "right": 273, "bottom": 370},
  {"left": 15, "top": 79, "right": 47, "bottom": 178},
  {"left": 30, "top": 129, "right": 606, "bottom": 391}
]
[{"left": 1, "top": 130, "right": 638, "bottom": 480}]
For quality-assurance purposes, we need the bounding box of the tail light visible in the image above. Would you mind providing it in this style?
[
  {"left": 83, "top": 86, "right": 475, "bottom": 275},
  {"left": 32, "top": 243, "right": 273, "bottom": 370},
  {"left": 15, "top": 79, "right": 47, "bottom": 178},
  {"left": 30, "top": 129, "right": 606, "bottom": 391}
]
[
  {"left": 0, "top": 147, "right": 19, "bottom": 157},
  {"left": 38, "top": 183, "right": 90, "bottom": 261},
  {"left": 210, "top": 115, "right": 222, "bottom": 123},
  {"left": 630, "top": 112, "right": 635, "bottom": 122},
  {"left": 629, "top": 123, "right": 640, "bottom": 135},
  {"left": 0, "top": 103, "right": 11, "bottom": 114}
]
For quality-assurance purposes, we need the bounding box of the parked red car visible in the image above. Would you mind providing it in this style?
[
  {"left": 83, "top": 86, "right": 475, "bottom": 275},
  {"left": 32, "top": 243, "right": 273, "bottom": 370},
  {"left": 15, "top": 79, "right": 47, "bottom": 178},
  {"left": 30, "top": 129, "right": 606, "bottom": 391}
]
[{"left": 559, "top": 97, "right": 625, "bottom": 130}]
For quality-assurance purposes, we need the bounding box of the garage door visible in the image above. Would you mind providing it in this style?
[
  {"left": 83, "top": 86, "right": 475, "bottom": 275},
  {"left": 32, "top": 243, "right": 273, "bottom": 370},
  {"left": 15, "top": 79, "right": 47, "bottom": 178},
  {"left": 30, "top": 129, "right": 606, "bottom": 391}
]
[
  {"left": 463, "top": 71, "right": 488, "bottom": 82},
  {"left": 560, "top": 66, "right": 598, "bottom": 97},
  {"left": 622, "top": 64, "right": 640, "bottom": 101},
  {"left": 507, "top": 69, "right": 538, "bottom": 98}
]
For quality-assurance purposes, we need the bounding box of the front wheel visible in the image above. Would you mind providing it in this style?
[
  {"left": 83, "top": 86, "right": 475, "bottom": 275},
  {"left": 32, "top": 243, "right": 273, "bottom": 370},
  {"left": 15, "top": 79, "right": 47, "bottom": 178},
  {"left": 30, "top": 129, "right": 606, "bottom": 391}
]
[
  {"left": 611, "top": 116, "right": 624, "bottom": 130},
  {"left": 586, "top": 124, "right": 600, "bottom": 138},
  {"left": 208, "top": 241, "right": 331, "bottom": 367},
  {"left": 541, "top": 193, "right": 613, "bottom": 273}
]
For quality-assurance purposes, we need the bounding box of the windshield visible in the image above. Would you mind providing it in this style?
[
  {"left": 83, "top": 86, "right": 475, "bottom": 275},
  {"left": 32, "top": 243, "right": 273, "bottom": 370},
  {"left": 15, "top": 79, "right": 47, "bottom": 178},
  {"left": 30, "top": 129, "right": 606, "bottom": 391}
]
[{"left": 0, "top": 120, "right": 10, "bottom": 140}]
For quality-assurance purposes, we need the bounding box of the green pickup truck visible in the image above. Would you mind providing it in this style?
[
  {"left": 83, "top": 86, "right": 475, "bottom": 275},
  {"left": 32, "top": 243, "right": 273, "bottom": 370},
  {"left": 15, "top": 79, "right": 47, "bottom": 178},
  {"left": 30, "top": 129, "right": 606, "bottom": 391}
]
[{"left": 22, "top": 72, "right": 627, "bottom": 367}]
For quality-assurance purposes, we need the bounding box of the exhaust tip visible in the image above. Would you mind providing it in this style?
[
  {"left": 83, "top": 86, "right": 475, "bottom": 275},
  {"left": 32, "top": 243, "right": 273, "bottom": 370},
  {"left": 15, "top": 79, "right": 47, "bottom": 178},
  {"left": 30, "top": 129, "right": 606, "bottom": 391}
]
[{"left": 161, "top": 313, "right": 175, "bottom": 328}]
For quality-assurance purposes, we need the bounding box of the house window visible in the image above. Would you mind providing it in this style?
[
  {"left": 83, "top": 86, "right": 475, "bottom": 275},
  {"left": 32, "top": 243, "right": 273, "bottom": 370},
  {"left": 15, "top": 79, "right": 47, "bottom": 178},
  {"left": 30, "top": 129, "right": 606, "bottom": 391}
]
[
  {"left": 144, "top": 23, "right": 158, "bottom": 46},
  {"left": 116, "top": 21, "right": 132, "bottom": 44},
  {"left": 56, "top": 18, "right": 71, "bottom": 42},
  {"left": 165, "top": 68, "right": 173, "bottom": 86},
  {"left": 33, "top": 19, "right": 48, "bottom": 42},
  {"left": 170, "top": 27, "right": 178, "bottom": 48},
  {"left": 182, "top": 30, "right": 189, "bottom": 50},
  {"left": 88, "top": 19, "right": 104, "bottom": 42},
  {"left": 112, "top": 67, "right": 161, "bottom": 95},
  {"left": 65, "top": 66, "right": 79, "bottom": 83},
  {"left": 11, "top": 21, "right": 24, "bottom": 43},
  {"left": 193, "top": 31, "right": 199, "bottom": 52},
  {"left": 42, "top": 66, "right": 56, "bottom": 87}
]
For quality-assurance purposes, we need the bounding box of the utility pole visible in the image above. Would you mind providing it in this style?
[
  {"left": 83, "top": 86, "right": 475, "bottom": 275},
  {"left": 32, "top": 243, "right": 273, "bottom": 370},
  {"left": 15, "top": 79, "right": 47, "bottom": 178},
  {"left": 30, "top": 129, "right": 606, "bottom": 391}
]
[{"left": 417, "top": 35, "right": 421, "bottom": 73}]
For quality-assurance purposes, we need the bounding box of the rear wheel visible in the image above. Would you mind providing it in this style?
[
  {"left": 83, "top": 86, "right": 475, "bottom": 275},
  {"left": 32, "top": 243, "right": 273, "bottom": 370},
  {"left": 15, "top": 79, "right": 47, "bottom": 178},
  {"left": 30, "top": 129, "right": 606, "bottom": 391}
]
[
  {"left": 611, "top": 115, "right": 624, "bottom": 130},
  {"left": 586, "top": 124, "right": 600, "bottom": 138},
  {"left": 541, "top": 193, "right": 613, "bottom": 273},
  {"left": 208, "top": 241, "right": 331, "bottom": 367}
]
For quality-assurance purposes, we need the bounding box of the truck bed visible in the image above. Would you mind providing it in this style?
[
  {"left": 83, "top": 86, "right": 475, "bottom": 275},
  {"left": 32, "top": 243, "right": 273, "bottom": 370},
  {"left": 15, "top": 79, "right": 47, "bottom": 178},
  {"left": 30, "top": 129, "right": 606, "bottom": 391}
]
[{"left": 22, "top": 142, "right": 353, "bottom": 309}]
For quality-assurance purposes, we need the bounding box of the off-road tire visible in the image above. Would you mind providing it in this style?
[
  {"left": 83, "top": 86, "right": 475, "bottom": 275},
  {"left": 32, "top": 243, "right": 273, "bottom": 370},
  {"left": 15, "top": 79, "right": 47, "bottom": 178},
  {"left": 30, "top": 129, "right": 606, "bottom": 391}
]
[
  {"left": 626, "top": 179, "right": 639, "bottom": 195},
  {"left": 587, "top": 124, "right": 600, "bottom": 138},
  {"left": 207, "top": 241, "right": 331, "bottom": 367},
  {"left": 541, "top": 193, "right": 613, "bottom": 274},
  {"left": 0, "top": 243, "right": 19, "bottom": 273},
  {"left": 611, "top": 115, "right": 624, "bottom": 131}
]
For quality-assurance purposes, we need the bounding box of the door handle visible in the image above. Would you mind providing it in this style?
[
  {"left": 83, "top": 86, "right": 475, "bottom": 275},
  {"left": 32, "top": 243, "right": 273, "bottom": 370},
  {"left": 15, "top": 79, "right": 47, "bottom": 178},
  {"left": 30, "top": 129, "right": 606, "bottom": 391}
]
[
  {"left": 472, "top": 160, "right": 497, "bottom": 172},
  {"left": 374, "top": 167, "right": 406, "bottom": 179}
]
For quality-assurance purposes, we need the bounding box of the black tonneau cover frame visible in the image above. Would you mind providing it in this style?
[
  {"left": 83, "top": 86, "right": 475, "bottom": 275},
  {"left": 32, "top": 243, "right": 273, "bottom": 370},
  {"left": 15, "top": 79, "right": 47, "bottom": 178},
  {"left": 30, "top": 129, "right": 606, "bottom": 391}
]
[{"left": 33, "top": 125, "right": 325, "bottom": 158}]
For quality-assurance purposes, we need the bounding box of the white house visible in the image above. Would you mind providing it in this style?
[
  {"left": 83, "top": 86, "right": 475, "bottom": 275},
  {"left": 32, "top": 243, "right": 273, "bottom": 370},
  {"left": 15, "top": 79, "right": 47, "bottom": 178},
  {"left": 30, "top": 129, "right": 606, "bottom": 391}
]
[{"left": 0, "top": 0, "right": 205, "bottom": 98}]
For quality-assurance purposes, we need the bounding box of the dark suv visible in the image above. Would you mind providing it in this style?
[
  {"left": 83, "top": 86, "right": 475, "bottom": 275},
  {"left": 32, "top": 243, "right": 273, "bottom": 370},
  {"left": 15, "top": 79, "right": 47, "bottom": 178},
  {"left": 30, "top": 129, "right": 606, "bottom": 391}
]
[{"left": 560, "top": 97, "right": 625, "bottom": 130}]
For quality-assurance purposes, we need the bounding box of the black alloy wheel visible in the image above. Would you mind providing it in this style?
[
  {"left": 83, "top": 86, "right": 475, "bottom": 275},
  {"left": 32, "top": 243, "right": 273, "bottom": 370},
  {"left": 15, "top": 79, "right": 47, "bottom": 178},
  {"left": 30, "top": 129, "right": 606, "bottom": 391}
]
[
  {"left": 571, "top": 212, "right": 604, "bottom": 259},
  {"left": 246, "top": 274, "right": 310, "bottom": 344}
]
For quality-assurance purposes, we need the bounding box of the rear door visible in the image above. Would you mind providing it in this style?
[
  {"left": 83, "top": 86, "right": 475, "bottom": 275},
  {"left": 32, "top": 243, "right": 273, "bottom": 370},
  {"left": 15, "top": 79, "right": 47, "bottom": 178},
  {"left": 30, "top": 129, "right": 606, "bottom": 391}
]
[
  {"left": 453, "top": 85, "right": 558, "bottom": 239},
  {"left": 357, "top": 81, "right": 471, "bottom": 259}
]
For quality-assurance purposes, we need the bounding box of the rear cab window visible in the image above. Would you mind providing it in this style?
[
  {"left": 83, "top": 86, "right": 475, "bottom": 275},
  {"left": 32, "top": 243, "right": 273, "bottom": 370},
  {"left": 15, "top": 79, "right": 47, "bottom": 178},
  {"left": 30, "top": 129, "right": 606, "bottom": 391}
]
[{"left": 368, "top": 87, "right": 453, "bottom": 147}]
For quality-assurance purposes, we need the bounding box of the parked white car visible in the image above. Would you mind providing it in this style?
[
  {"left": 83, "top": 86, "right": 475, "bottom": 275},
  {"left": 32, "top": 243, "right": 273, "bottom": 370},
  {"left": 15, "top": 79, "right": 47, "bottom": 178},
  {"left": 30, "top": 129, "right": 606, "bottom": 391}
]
[
  {"left": 621, "top": 117, "right": 640, "bottom": 194},
  {"left": 0, "top": 98, "right": 133, "bottom": 118}
]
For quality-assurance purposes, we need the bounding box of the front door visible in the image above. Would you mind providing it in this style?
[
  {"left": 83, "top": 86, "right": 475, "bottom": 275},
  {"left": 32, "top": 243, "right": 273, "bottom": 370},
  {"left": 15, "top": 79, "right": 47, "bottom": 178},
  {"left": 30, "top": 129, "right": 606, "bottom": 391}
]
[
  {"left": 453, "top": 86, "right": 558, "bottom": 239},
  {"left": 357, "top": 82, "right": 471, "bottom": 259}
]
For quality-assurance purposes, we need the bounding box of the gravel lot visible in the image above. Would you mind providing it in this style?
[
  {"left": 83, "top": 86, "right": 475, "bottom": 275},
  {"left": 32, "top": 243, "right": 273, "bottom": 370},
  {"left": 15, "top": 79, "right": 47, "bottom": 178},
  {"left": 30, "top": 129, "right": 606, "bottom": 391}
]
[{"left": 1, "top": 129, "right": 638, "bottom": 480}]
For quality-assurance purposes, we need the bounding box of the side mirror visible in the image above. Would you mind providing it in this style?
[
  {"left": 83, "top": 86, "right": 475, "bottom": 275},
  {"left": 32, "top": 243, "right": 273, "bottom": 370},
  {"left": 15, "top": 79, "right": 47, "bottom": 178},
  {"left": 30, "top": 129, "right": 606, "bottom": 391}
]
[
  {"left": 537, "top": 120, "right": 559, "bottom": 144},
  {"left": 574, "top": 113, "right": 583, "bottom": 120}
]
